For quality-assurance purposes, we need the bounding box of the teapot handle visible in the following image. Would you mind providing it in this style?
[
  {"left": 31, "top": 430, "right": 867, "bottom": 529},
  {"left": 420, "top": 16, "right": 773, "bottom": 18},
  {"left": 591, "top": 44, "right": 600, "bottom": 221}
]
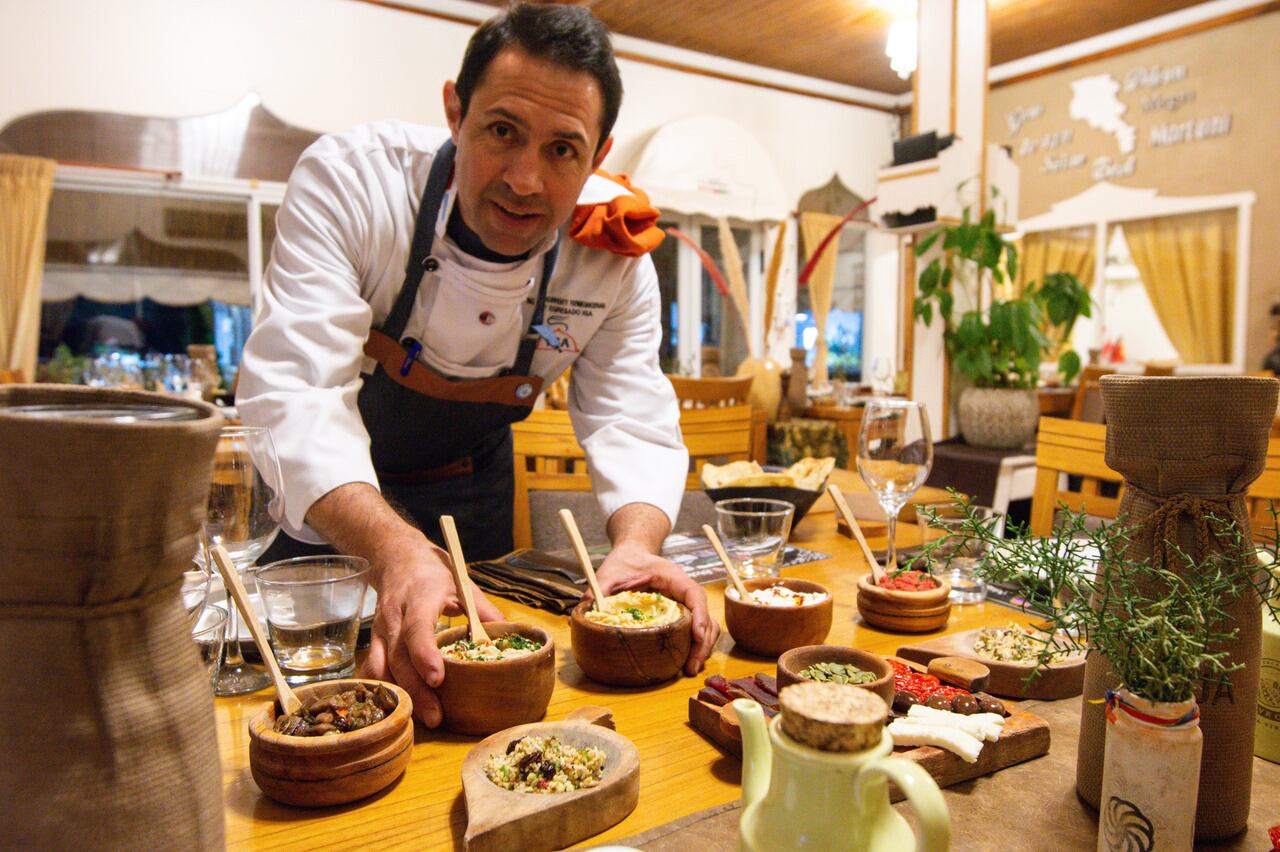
[{"left": 856, "top": 756, "right": 950, "bottom": 852}]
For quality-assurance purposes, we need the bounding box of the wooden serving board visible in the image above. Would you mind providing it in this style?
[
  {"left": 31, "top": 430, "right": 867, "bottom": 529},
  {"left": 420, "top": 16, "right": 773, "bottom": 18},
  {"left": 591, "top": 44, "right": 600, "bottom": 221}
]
[
  {"left": 688, "top": 697, "right": 1050, "bottom": 803},
  {"left": 895, "top": 628, "right": 1086, "bottom": 700},
  {"left": 461, "top": 707, "right": 639, "bottom": 852}
]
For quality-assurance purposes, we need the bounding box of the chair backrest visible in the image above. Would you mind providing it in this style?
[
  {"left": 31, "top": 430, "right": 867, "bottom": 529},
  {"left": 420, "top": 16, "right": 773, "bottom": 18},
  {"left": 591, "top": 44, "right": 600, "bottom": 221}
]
[
  {"left": 510, "top": 404, "right": 754, "bottom": 549},
  {"left": 666, "top": 375, "right": 753, "bottom": 409},
  {"left": 1142, "top": 362, "right": 1176, "bottom": 377},
  {"left": 1069, "top": 365, "right": 1115, "bottom": 422},
  {"left": 1030, "top": 416, "right": 1123, "bottom": 536},
  {"left": 0, "top": 368, "right": 26, "bottom": 384}
]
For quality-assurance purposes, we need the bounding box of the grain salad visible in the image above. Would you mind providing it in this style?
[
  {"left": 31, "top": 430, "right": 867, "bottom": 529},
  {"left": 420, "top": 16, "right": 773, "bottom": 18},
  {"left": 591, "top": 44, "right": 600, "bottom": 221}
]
[
  {"left": 440, "top": 634, "right": 543, "bottom": 662},
  {"left": 485, "top": 735, "right": 606, "bottom": 793}
]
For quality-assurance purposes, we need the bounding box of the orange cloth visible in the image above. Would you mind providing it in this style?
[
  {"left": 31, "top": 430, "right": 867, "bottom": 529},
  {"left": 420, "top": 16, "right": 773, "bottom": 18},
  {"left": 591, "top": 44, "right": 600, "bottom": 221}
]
[{"left": 570, "top": 170, "right": 665, "bottom": 257}]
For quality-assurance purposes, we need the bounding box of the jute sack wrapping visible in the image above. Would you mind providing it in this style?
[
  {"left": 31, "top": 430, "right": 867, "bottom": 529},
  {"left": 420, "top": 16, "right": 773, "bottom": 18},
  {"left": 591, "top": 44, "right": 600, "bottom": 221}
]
[
  {"left": 0, "top": 386, "right": 225, "bottom": 849},
  {"left": 1077, "top": 375, "right": 1277, "bottom": 841}
]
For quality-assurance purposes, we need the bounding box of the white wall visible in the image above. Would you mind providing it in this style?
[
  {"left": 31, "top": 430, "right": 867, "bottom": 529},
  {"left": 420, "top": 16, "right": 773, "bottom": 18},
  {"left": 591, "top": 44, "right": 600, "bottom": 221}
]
[{"left": 0, "top": 0, "right": 895, "bottom": 207}]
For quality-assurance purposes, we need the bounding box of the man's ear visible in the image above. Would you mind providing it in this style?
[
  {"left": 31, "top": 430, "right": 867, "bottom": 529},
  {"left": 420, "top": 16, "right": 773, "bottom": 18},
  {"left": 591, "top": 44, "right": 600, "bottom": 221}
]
[
  {"left": 591, "top": 135, "right": 614, "bottom": 171},
  {"left": 443, "top": 81, "right": 462, "bottom": 142}
]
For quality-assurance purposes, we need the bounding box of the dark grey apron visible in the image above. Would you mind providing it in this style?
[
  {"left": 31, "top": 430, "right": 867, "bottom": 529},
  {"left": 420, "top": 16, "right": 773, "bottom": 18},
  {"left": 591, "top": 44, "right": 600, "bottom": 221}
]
[{"left": 263, "top": 139, "right": 558, "bottom": 563}]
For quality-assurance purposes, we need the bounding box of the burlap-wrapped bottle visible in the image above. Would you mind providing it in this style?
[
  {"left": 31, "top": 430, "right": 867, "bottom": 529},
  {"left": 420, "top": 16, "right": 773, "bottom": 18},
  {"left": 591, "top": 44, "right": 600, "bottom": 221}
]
[
  {"left": 1078, "top": 375, "right": 1277, "bottom": 841},
  {"left": 0, "top": 386, "right": 225, "bottom": 849}
]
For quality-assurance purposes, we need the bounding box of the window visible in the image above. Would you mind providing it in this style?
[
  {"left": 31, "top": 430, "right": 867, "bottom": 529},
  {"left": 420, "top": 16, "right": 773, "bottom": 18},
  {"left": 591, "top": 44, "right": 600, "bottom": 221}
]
[{"left": 795, "top": 226, "right": 867, "bottom": 381}]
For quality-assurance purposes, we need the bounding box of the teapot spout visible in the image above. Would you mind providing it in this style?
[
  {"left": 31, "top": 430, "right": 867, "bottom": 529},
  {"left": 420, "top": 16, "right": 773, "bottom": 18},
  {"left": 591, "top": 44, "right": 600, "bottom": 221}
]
[{"left": 733, "top": 699, "right": 771, "bottom": 810}]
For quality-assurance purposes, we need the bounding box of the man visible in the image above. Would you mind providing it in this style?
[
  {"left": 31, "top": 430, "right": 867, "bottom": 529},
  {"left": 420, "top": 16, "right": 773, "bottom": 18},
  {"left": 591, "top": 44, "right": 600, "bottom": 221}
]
[{"left": 237, "top": 3, "right": 718, "bottom": 726}]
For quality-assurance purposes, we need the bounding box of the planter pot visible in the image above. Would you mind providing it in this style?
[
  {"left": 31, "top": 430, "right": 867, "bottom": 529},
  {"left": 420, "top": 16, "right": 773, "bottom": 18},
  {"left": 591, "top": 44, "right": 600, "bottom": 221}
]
[
  {"left": 1098, "top": 689, "right": 1201, "bottom": 852},
  {"left": 957, "top": 387, "right": 1038, "bottom": 449}
]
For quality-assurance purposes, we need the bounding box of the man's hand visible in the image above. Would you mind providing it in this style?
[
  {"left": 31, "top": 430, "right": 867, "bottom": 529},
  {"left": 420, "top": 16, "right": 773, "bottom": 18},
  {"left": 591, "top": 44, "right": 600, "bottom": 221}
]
[
  {"left": 305, "top": 483, "right": 503, "bottom": 727},
  {"left": 597, "top": 503, "right": 720, "bottom": 675},
  {"left": 359, "top": 538, "right": 503, "bottom": 727}
]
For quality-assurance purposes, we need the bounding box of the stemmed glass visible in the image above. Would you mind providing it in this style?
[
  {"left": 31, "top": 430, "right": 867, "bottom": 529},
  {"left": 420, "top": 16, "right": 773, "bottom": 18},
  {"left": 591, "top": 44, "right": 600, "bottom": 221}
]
[
  {"left": 205, "top": 425, "right": 283, "bottom": 696},
  {"left": 856, "top": 400, "right": 933, "bottom": 573}
]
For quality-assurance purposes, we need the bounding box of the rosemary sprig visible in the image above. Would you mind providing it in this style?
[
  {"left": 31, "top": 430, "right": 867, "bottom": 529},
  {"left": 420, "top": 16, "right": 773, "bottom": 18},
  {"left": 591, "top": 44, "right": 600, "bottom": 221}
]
[{"left": 918, "top": 492, "right": 1280, "bottom": 704}]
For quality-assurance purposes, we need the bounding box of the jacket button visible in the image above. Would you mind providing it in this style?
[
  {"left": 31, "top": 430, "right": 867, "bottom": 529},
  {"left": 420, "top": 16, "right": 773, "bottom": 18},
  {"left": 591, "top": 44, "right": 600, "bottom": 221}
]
[
  {"left": 515, "top": 383, "right": 534, "bottom": 400},
  {"left": 423, "top": 257, "right": 439, "bottom": 272}
]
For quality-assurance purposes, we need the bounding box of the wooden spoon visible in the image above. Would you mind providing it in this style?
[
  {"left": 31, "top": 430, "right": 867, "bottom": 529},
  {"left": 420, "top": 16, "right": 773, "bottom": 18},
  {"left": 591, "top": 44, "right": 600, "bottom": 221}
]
[
  {"left": 558, "top": 508, "right": 609, "bottom": 612},
  {"left": 701, "top": 524, "right": 750, "bottom": 600},
  {"left": 826, "top": 484, "right": 885, "bottom": 583},
  {"left": 439, "top": 515, "right": 491, "bottom": 644},
  {"left": 209, "top": 543, "right": 302, "bottom": 716}
]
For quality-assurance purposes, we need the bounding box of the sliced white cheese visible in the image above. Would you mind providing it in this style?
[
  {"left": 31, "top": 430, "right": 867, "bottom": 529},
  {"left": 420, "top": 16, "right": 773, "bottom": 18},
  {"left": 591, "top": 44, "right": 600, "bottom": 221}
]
[
  {"left": 888, "top": 720, "right": 984, "bottom": 763},
  {"left": 905, "top": 705, "right": 1005, "bottom": 742}
]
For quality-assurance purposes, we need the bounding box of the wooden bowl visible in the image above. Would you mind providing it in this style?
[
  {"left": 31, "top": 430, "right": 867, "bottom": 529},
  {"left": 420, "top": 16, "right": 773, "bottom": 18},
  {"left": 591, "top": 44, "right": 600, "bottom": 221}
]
[
  {"left": 856, "top": 573, "right": 952, "bottom": 633},
  {"left": 569, "top": 599, "right": 692, "bottom": 686},
  {"left": 248, "top": 679, "right": 414, "bottom": 807},
  {"left": 724, "top": 577, "right": 833, "bottom": 658},
  {"left": 775, "top": 645, "right": 895, "bottom": 707},
  {"left": 460, "top": 708, "right": 639, "bottom": 852},
  {"left": 435, "top": 622, "right": 556, "bottom": 736}
]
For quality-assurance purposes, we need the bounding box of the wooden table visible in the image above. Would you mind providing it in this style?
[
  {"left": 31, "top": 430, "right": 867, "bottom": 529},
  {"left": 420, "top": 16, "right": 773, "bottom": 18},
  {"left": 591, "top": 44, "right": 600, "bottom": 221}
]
[{"left": 216, "top": 506, "right": 1036, "bottom": 849}]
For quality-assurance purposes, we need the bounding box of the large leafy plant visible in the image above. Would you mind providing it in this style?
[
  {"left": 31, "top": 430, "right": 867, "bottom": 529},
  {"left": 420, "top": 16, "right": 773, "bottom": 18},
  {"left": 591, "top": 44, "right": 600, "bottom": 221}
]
[{"left": 913, "top": 207, "right": 1092, "bottom": 389}]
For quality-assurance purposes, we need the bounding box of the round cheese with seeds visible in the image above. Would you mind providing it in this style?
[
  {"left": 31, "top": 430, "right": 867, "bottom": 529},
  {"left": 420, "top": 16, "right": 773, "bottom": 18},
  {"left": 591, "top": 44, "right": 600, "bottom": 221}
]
[{"left": 779, "top": 682, "right": 888, "bottom": 752}]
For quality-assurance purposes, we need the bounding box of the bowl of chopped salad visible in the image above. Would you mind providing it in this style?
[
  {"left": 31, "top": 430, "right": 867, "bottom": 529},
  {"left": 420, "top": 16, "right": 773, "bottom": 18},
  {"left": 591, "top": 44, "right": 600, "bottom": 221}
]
[
  {"left": 569, "top": 592, "right": 692, "bottom": 686},
  {"left": 435, "top": 622, "right": 556, "bottom": 736}
]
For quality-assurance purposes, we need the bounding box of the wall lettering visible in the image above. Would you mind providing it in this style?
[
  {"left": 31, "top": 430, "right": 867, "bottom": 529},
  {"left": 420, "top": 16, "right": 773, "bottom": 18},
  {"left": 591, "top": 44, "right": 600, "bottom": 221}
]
[
  {"left": 1149, "top": 114, "right": 1233, "bottom": 147},
  {"left": 1006, "top": 104, "right": 1044, "bottom": 135}
]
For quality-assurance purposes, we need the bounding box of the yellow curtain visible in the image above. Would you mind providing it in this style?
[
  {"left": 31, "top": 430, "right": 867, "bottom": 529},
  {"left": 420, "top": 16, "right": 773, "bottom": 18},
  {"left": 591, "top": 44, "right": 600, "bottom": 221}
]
[
  {"left": 800, "top": 212, "right": 843, "bottom": 389},
  {"left": 1122, "top": 210, "right": 1236, "bottom": 364},
  {"left": 1015, "top": 226, "right": 1096, "bottom": 297},
  {"left": 0, "top": 155, "right": 57, "bottom": 381}
]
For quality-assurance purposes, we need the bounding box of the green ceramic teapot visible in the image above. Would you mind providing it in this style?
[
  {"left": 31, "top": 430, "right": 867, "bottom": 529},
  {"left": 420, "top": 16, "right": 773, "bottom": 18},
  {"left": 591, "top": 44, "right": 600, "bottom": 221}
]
[{"left": 736, "top": 699, "right": 950, "bottom": 851}]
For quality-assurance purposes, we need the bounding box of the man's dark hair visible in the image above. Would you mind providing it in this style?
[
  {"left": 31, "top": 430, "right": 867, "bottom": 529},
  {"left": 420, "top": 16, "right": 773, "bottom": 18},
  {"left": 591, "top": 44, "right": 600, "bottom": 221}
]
[{"left": 455, "top": 3, "right": 622, "bottom": 150}]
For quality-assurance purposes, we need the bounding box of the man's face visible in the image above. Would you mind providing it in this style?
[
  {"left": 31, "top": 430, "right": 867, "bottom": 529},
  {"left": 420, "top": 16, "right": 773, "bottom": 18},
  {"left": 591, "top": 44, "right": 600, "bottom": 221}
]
[{"left": 444, "top": 48, "right": 613, "bottom": 257}]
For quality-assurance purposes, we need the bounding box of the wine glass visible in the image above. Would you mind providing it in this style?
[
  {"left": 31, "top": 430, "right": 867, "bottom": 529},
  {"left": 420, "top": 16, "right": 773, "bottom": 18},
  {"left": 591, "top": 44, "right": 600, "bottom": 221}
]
[
  {"left": 872, "top": 357, "right": 893, "bottom": 395},
  {"left": 205, "top": 425, "right": 283, "bottom": 696},
  {"left": 856, "top": 400, "right": 933, "bottom": 574}
]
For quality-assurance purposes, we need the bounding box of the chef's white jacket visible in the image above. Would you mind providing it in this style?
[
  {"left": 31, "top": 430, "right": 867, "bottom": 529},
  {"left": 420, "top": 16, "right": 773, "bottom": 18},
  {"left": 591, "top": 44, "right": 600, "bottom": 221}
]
[{"left": 237, "top": 122, "right": 687, "bottom": 543}]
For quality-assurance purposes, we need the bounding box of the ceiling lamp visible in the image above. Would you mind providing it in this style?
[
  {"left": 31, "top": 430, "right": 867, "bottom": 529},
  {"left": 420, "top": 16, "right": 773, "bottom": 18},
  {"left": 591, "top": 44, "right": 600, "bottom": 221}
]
[{"left": 885, "top": 15, "right": 918, "bottom": 80}]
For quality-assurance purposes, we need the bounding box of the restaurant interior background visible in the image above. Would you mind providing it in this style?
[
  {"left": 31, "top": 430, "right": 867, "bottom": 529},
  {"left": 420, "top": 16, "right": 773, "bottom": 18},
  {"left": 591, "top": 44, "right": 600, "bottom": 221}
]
[{"left": 0, "top": 0, "right": 1276, "bottom": 426}]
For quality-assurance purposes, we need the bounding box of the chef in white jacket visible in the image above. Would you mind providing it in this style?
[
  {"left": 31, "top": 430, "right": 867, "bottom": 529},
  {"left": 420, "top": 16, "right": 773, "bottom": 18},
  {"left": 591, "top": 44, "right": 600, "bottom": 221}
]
[{"left": 237, "top": 4, "right": 719, "bottom": 726}]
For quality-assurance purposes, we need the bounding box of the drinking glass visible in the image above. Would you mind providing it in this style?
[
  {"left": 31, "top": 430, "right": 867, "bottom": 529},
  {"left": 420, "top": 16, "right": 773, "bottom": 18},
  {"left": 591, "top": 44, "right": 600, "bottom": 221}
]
[
  {"left": 255, "top": 556, "right": 370, "bottom": 684},
  {"left": 857, "top": 399, "right": 932, "bottom": 573},
  {"left": 919, "top": 503, "right": 1002, "bottom": 604},
  {"left": 714, "top": 498, "right": 795, "bottom": 579},
  {"left": 205, "top": 425, "right": 283, "bottom": 696},
  {"left": 191, "top": 604, "right": 228, "bottom": 687}
]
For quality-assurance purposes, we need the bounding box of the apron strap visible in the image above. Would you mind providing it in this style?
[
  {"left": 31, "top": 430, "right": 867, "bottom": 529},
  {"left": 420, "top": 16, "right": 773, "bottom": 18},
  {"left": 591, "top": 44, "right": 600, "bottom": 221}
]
[
  {"left": 383, "top": 138, "right": 457, "bottom": 342},
  {"left": 509, "top": 236, "right": 560, "bottom": 377}
]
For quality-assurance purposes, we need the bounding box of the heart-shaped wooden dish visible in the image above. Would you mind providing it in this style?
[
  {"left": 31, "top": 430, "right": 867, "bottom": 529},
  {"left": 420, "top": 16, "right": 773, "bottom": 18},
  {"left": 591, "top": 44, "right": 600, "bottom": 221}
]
[{"left": 460, "top": 707, "right": 639, "bottom": 852}]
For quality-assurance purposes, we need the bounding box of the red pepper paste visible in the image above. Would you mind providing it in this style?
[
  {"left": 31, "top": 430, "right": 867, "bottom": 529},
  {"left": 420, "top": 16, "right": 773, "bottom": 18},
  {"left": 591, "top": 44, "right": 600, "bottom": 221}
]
[{"left": 876, "top": 571, "right": 939, "bottom": 592}]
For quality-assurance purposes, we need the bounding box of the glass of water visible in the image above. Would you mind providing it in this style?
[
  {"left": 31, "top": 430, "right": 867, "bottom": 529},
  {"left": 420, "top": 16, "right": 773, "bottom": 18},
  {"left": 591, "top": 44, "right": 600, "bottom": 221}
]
[
  {"left": 714, "top": 498, "right": 795, "bottom": 580},
  {"left": 255, "top": 556, "right": 370, "bottom": 685},
  {"left": 919, "top": 504, "right": 1002, "bottom": 604}
]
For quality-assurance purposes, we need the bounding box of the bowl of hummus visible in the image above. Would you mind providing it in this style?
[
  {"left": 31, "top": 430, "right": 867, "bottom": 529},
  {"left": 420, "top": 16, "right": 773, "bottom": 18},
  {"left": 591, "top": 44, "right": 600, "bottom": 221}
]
[{"left": 570, "top": 592, "right": 692, "bottom": 686}]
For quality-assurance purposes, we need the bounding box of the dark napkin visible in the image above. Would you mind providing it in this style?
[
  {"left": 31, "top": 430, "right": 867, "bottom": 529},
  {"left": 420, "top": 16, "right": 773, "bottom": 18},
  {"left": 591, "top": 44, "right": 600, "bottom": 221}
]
[{"left": 467, "top": 549, "right": 588, "bottom": 614}]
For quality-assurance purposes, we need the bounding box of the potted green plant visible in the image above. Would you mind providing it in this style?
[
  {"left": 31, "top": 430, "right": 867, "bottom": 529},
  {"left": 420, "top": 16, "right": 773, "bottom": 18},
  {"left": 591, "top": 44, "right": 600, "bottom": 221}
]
[
  {"left": 912, "top": 207, "right": 1092, "bottom": 448},
  {"left": 922, "top": 500, "right": 1278, "bottom": 852}
]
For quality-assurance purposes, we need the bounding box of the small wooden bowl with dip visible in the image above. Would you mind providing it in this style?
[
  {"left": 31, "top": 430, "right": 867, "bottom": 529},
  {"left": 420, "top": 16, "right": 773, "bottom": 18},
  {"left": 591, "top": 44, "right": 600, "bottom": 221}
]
[
  {"left": 724, "top": 577, "right": 833, "bottom": 658},
  {"left": 434, "top": 621, "right": 556, "bottom": 736},
  {"left": 776, "top": 645, "right": 895, "bottom": 707},
  {"left": 248, "top": 678, "right": 414, "bottom": 807},
  {"left": 856, "top": 572, "right": 952, "bottom": 633},
  {"left": 570, "top": 592, "right": 692, "bottom": 686}
]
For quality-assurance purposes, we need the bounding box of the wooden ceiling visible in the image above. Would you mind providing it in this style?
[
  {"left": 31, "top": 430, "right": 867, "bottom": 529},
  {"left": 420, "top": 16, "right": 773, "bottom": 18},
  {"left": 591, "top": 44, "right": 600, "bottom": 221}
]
[{"left": 472, "top": 0, "right": 1209, "bottom": 95}]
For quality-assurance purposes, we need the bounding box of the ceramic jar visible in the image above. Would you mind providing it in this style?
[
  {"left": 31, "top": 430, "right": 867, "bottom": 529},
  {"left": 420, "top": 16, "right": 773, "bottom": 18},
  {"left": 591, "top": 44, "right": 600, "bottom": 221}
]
[{"left": 1097, "top": 689, "right": 1201, "bottom": 852}]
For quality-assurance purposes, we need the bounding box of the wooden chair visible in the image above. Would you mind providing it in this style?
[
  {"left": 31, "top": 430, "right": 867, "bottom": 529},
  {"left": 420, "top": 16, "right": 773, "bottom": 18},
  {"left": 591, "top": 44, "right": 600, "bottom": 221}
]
[
  {"left": 510, "top": 404, "right": 754, "bottom": 549},
  {"left": 1248, "top": 436, "right": 1280, "bottom": 542},
  {"left": 1029, "top": 417, "right": 1124, "bottom": 536},
  {"left": 0, "top": 368, "right": 26, "bottom": 384},
  {"left": 1142, "top": 362, "right": 1176, "bottom": 377},
  {"left": 667, "top": 374, "right": 766, "bottom": 462},
  {"left": 1069, "top": 365, "right": 1115, "bottom": 422}
]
